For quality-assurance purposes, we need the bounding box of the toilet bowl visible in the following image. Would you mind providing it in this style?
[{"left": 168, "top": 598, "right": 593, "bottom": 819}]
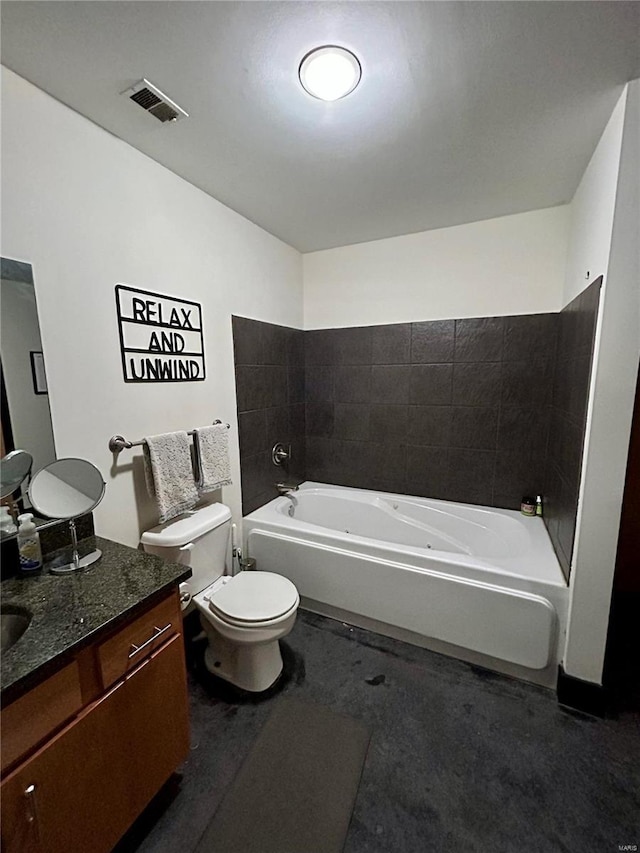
[
  {"left": 193, "top": 572, "right": 299, "bottom": 692},
  {"left": 140, "top": 503, "right": 300, "bottom": 693}
]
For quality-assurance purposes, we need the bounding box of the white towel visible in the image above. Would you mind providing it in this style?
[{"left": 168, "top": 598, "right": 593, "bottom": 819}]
[
  {"left": 193, "top": 424, "right": 232, "bottom": 494},
  {"left": 142, "top": 431, "right": 198, "bottom": 523}
]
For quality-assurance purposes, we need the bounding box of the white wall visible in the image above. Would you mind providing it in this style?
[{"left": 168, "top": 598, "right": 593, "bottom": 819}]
[
  {"left": 303, "top": 206, "right": 569, "bottom": 328},
  {"left": 563, "top": 91, "right": 627, "bottom": 305},
  {"left": 563, "top": 81, "right": 640, "bottom": 685},
  {"left": 1, "top": 67, "right": 303, "bottom": 548}
]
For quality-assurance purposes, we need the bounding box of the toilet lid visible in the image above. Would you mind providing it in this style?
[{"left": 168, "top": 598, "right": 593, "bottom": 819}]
[{"left": 208, "top": 572, "right": 299, "bottom": 624}]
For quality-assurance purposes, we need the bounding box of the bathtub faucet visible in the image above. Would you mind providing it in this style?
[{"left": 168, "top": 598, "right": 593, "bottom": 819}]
[{"left": 276, "top": 482, "right": 299, "bottom": 497}]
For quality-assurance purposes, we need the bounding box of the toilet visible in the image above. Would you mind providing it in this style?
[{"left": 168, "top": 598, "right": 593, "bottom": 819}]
[{"left": 141, "top": 503, "right": 299, "bottom": 692}]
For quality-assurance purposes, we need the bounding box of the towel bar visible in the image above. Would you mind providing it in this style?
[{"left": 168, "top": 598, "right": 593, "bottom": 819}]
[{"left": 108, "top": 421, "right": 230, "bottom": 454}]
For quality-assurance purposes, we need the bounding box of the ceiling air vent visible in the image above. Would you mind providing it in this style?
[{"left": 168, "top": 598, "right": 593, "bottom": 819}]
[{"left": 122, "top": 79, "right": 188, "bottom": 123}]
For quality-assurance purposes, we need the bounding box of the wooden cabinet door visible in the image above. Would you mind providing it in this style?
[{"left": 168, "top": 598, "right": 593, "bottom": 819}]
[{"left": 1, "top": 634, "right": 189, "bottom": 853}]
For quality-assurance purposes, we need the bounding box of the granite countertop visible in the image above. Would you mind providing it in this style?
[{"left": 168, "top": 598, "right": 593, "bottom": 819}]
[{"left": 1, "top": 536, "right": 191, "bottom": 703}]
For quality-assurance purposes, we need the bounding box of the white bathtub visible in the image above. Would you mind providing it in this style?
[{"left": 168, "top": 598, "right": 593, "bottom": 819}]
[{"left": 244, "top": 483, "right": 568, "bottom": 688}]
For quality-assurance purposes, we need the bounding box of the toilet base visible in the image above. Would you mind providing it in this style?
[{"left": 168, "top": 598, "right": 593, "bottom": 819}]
[{"left": 202, "top": 628, "right": 284, "bottom": 692}]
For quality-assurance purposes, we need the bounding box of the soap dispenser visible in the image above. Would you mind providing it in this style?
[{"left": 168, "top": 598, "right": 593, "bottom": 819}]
[{"left": 17, "top": 513, "right": 43, "bottom": 572}]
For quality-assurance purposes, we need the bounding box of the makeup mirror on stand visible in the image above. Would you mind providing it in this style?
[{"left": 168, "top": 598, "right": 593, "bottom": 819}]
[
  {"left": 1, "top": 450, "right": 33, "bottom": 499},
  {"left": 28, "top": 458, "right": 105, "bottom": 574}
]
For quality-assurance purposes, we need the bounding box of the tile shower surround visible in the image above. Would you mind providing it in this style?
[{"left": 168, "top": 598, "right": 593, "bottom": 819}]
[
  {"left": 233, "top": 302, "right": 599, "bottom": 578},
  {"left": 303, "top": 316, "right": 559, "bottom": 509},
  {"left": 233, "top": 317, "right": 305, "bottom": 515},
  {"left": 544, "top": 279, "right": 601, "bottom": 579}
]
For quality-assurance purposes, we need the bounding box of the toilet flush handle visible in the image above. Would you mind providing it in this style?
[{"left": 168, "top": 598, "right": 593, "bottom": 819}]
[
  {"left": 178, "top": 541, "right": 194, "bottom": 565},
  {"left": 178, "top": 543, "right": 194, "bottom": 606}
]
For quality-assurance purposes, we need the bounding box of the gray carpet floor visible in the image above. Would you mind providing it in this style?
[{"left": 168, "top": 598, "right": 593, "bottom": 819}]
[{"left": 117, "top": 609, "right": 640, "bottom": 853}]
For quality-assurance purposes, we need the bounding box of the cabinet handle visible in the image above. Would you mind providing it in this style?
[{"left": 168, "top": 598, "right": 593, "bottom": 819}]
[
  {"left": 128, "top": 623, "right": 172, "bottom": 659},
  {"left": 24, "top": 783, "right": 40, "bottom": 841}
]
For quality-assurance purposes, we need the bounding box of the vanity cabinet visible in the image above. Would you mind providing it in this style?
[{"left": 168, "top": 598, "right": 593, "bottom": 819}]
[{"left": 1, "top": 589, "right": 189, "bottom": 853}]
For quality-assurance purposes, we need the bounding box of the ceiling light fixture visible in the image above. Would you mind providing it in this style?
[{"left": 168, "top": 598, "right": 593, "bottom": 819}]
[{"left": 299, "top": 46, "right": 361, "bottom": 101}]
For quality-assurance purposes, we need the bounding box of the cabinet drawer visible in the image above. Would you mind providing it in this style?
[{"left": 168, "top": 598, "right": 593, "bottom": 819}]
[
  {"left": 1, "top": 661, "right": 82, "bottom": 775},
  {"left": 97, "top": 592, "right": 180, "bottom": 689}
]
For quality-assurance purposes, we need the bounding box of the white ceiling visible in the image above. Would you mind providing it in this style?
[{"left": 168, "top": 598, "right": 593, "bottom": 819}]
[{"left": 1, "top": 2, "right": 638, "bottom": 252}]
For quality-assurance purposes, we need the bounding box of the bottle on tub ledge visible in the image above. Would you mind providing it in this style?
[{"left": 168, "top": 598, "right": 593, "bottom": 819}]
[
  {"left": 536, "top": 495, "right": 543, "bottom": 517},
  {"left": 520, "top": 496, "right": 536, "bottom": 517}
]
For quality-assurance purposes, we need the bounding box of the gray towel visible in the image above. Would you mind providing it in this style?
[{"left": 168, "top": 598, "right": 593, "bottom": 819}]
[
  {"left": 193, "top": 424, "right": 232, "bottom": 494},
  {"left": 142, "top": 431, "right": 198, "bottom": 522}
]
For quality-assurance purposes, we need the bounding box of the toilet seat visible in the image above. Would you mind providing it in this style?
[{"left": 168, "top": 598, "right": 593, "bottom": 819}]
[{"left": 204, "top": 572, "right": 299, "bottom": 627}]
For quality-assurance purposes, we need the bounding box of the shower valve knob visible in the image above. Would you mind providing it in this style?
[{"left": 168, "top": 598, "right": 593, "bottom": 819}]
[{"left": 271, "top": 443, "right": 291, "bottom": 466}]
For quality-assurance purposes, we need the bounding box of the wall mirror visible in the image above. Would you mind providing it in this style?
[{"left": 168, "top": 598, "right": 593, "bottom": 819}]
[{"left": 1, "top": 258, "right": 56, "bottom": 511}]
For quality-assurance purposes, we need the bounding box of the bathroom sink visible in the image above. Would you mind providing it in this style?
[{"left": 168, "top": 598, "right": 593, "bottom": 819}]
[{"left": 0, "top": 605, "right": 32, "bottom": 652}]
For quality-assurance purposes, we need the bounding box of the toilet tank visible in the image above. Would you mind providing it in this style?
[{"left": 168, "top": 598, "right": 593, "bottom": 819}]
[{"left": 141, "top": 503, "right": 232, "bottom": 596}]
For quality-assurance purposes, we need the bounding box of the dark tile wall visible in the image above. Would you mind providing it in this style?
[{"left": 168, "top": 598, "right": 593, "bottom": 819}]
[
  {"left": 232, "top": 317, "right": 305, "bottom": 515},
  {"left": 544, "top": 279, "right": 601, "bottom": 579},
  {"left": 304, "top": 316, "right": 559, "bottom": 508}
]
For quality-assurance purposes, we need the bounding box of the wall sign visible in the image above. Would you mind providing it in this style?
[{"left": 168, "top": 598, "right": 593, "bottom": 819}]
[{"left": 115, "top": 285, "right": 206, "bottom": 382}]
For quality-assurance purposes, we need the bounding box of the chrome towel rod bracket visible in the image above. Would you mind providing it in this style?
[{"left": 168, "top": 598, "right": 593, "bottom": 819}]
[{"left": 108, "top": 420, "right": 230, "bottom": 454}]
